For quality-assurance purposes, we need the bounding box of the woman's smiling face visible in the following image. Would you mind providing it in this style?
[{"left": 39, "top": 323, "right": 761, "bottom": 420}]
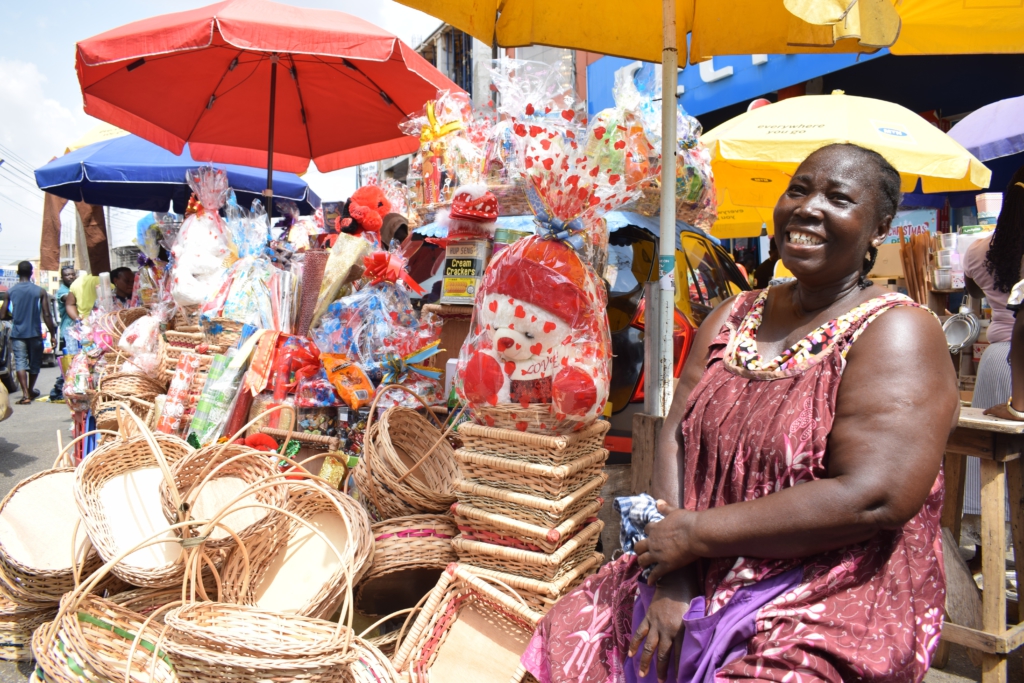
[{"left": 773, "top": 145, "right": 893, "bottom": 287}]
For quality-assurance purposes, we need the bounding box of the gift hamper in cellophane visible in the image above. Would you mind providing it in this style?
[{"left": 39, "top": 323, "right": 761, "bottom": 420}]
[{"left": 454, "top": 89, "right": 653, "bottom": 436}]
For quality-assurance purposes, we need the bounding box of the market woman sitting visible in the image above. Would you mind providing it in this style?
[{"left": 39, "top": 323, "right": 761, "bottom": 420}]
[{"left": 522, "top": 143, "right": 959, "bottom": 683}]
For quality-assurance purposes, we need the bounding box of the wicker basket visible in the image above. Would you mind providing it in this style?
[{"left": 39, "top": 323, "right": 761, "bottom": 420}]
[
  {"left": 0, "top": 595, "right": 53, "bottom": 662},
  {"left": 201, "top": 317, "right": 244, "bottom": 348},
  {"left": 349, "top": 636, "right": 402, "bottom": 683},
  {"left": 452, "top": 520, "right": 603, "bottom": 582},
  {"left": 470, "top": 403, "right": 562, "bottom": 434},
  {"left": 392, "top": 564, "right": 542, "bottom": 683},
  {"left": 161, "top": 602, "right": 359, "bottom": 683},
  {"left": 74, "top": 431, "right": 194, "bottom": 588},
  {"left": 452, "top": 497, "right": 603, "bottom": 554},
  {"left": 30, "top": 621, "right": 77, "bottom": 683},
  {"left": 219, "top": 479, "right": 373, "bottom": 620},
  {"left": 455, "top": 448, "right": 608, "bottom": 500},
  {"left": 0, "top": 468, "right": 101, "bottom": 604},
  {"left": 54, "top": 593, "right": 178, "bottom": 683},
  {"left": 173, "top": 305, "right": 201, "bottom": 331},
  {"left": 355, "top": 515, "right": 458, "bottom": 617},
  {"left": 158, "top": 443, "right": 288, "bottom": 552},
  {"left": 353, "top": 404, "right": 459, "bottom": 520},
  {"left": 457, "top": 420, "right": 610, "bottom": 466},
  {"left": 164, "top": 329, "right": 206, "bottom": 350},
  {"left": 108, "top": 586, "right": 191, "bottom": 624},
  {"left": 455, "top": 472, "right": 607, "bottom": 528},
  {"left": 464, "top": 551, "right": 604, "bottom": 614}
]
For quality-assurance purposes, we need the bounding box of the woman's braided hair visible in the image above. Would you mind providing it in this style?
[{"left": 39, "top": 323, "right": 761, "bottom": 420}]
[
  {"left": 983, "top": 165, "right": 1024, "bottom": 294},
  {"left": 812, "top": 143, "right": 902, "bottom": 289}
]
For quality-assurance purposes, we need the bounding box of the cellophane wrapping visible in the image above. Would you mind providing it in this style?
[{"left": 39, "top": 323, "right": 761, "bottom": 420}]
[{"left": 170, "top": 168, "right": 234, "bottom": 306}]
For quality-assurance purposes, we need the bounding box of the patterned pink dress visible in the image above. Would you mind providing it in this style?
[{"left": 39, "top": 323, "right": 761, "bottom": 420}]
[{"left": 687, "top": 288, "right": 945, "bottom": 682}]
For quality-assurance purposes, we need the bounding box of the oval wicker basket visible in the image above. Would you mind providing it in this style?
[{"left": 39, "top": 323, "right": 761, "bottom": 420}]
[
  {"left": 159, "top": 443, "right": 288, "bottom": 553},
  {"left": 74, "top": 431, "right": 194, "bottom": 588},
  {"left": 0, "top": 468, "right": 101, "bottom": 604},
  {"left": 54, "top": 593, "right": 178, "bottom": 683},
  {"left": 219, "top": 479, "right": 373, "bottom": 620},
  {"left": 355, "top": 514, "right": 458, "bottom": 617},
  {"left": 161, "top": 602, "right": 360, "bottom": 683},
  {"left": 353, "top": 395, "right": 459, "bottom": 520}
]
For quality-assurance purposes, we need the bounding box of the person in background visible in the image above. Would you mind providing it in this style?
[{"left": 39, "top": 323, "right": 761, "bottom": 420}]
[
  {"left": 3, "top": 262, "right": 56, "bottom": 405},
  {"left": 986, "top": 281, "right": 1024, "bottom": 422},
  {"left": 109, "top": 267, "right": 136, "bottom": 308},
  {"left": 961, "top": 166, "right": 1024, "bottom": 518},
  {"left": 752, "top": 238, "right": 779, "bottom": 289},
  {"left": 48, "top": 266, "right": 79, "bottom": 403},
  {"left": 65, "top": 273, "right": 100, "bottom": 321}
]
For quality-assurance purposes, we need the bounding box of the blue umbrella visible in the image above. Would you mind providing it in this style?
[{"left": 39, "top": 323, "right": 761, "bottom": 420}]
[
  {"left": 948, "top": 94, "right": 1024, "bottom": 162},
  {"left": 34, "top": 134, "right": 320, "bottom": 214}
]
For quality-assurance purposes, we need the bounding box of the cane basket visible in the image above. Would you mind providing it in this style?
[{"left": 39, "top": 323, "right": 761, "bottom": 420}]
[
  {"left": 219, "top": 480, "right": 373, "bottom": 619},
  {"left": 392, "top": 564, "right": 542, "bottom": 683},
  {"left": 353, "top": 404, "right": 459, "bottom": 520},
  {"left": 455, "top": 473, "right": 607, "bottom": 528},
  {"left": 456, "top": 420, "right": 610, "bottom": 466},
  {"left": 452, "top": 520, "right": 604, "bottom": 582},
  {"left": 464, "top": 552, "right": 604, "bottom": 614},
  {"left": 200, "top": 317, "right": 244, "bottom": 348},
  {"left": 355, "top": 515, "right": 458, "bottom": 617},
  {"left": 74, "top": 432, "right": 194, "bottom": 588},
  {"left": 455, "top": 448, "right": 608, "bottom": 500},
  {"left": 452, "top": 497, "right": 603, "bottom": 554},
  {"left": 0, "top": 594, "right": 53, "bottom": 661}
]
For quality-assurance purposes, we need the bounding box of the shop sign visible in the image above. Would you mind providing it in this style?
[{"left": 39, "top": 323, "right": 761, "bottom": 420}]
[
  {"left": 885, "top": 208, "right": 938, "bottom": 244},
  {"left": 587, "top": 45, "right": 887, "bottom": 117}
]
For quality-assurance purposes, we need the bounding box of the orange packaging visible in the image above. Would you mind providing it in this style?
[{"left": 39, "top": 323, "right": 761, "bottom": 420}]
[{"left": 321, "top": 354, "right": 373, "bottom": 410}]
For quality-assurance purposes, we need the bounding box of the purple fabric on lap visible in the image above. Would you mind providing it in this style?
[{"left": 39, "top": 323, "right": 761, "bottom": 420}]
[{"left": 625, "top": 568, "right": 803, "bottom": 683}]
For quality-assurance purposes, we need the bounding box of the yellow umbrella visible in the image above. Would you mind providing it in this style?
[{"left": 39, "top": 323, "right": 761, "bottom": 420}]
[
  {"left": 786, "top": 0, "right": 1024, "bottom": 55},
  {"left": 399, "top": 0, "right": 893, "bottom": 63},
  {"left": 710, "top": 190, "right": 775, "bottom": 239},
  {"left": 65, "top": 122, "right": 128, "bottom": 155},
  {"left": 702, "top": 91, "right": 991, "bottom": 200}
]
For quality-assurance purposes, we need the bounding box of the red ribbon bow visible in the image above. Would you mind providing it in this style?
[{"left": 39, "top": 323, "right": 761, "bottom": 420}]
[{"left": 363, "top": 251, "right": 425, "bottom": 295}]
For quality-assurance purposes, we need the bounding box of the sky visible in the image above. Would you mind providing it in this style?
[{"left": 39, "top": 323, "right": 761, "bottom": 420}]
[{"left": 0, "top": 0, "right": 441, "bottom": 265}]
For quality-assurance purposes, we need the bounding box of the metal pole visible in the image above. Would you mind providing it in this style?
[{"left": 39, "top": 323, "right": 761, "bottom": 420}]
[
  {"left": 656, "top": 0, "right": 678, "bottom": 417},
  {"left": 264, "top": 54, "right": 279, "bottom": 219}
]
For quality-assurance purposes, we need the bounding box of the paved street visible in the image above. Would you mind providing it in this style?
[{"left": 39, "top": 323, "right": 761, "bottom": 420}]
[{"left": 0, "top": 366, "right": 1012, "bottom": 682}]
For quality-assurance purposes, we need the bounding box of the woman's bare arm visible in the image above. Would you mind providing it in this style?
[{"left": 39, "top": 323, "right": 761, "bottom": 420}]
[{"left": 638, "top": 305, "right": 959, "bottom": 581}]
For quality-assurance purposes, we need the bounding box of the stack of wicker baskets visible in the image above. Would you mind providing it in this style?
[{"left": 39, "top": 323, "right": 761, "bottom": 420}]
[{"left": 449, "top": 420, "right": 611, "bottom": 613}]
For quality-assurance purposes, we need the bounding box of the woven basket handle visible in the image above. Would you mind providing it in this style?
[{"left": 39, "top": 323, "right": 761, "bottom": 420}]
[
  {"left": 458, "top": 570, "right": 532, "bottom": 610},
  {"left": 367, "top": 384, "right": 443, "bottom": 431},
  {"left": 52, "top": 429, "right": 122, "bottom": 467},
  {"left": 119, "top": 408, "right": 183, "bottom": 520}
]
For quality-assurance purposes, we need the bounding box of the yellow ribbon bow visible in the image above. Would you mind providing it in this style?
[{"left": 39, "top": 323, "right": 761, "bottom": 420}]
[{"left": 419, "top": 101, "right": 463, "bottom": 145}]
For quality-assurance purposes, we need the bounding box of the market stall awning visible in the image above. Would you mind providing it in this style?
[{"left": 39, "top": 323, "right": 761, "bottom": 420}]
[{"left": 35, "top": 133, "right": 320, "bottom": 215}]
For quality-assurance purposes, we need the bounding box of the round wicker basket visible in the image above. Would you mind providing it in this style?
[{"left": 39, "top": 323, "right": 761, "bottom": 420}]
[
  {"left": 159, "top": 443, "right": 288, "bottom": 553},
  {"left": 355, "top": 515, "right": 458, "bottom": 617},
  {"left": 0, "top": 594, "right": 53, "bottom": 662},
  {"left": 353, "top": 396, "right": 459, "bottom": 520},
  {"left": 219, "top": 480, "right": 373, "bottom": 620},
  {"left": 0, "top": 468, "right": 100, "bottom": 604},
  {"left": 73, "top": 430, "right": 194, "bottom": 588}
]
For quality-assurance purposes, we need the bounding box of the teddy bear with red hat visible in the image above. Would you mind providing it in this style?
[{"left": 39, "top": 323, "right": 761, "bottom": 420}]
[{"left": 457, "top": 234, "right": 611, "bottom": 433}]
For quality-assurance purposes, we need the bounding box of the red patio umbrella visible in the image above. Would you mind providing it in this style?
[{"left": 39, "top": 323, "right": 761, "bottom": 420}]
[{"left": 75, "top": 0, "right": 460, "bottom": 201}]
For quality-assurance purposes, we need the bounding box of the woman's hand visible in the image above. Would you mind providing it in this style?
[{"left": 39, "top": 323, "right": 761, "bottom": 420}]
[
  {"left": 634, "top": 500, "right": 701, "bottom": 585},
  {"left": 628, "top": 569, "right": 699, "bottom": 681},
  {"left": 985, "top": 403, "right": 1024, "bottom": 422}
]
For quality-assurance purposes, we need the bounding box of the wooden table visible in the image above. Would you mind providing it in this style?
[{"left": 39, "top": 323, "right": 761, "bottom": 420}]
[{"left": 941, "top": 407, "right": 1024, "bottom": 682}]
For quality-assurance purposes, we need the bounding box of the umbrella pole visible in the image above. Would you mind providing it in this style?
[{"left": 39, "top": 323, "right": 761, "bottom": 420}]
[
  {"left": 264, "top": 54, "right": 279, "bottom": 220},
  {"left": 650, "top": 0, "right": 678, "bottom": 418}
]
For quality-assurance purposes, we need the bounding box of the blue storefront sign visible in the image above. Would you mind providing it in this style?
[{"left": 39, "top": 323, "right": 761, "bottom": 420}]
[{"left": 587, "top": 45, "right": 888, "bottom": 118}]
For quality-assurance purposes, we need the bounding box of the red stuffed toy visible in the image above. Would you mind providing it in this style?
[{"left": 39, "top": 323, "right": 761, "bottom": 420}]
[{"left": 336, "top": 185, "right": 392, "bottom": 235}]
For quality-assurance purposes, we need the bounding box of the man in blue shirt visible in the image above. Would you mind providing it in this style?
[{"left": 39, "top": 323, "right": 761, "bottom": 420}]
[{"left": 4, "top": 262, "right": 56, "bottom": 404}]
